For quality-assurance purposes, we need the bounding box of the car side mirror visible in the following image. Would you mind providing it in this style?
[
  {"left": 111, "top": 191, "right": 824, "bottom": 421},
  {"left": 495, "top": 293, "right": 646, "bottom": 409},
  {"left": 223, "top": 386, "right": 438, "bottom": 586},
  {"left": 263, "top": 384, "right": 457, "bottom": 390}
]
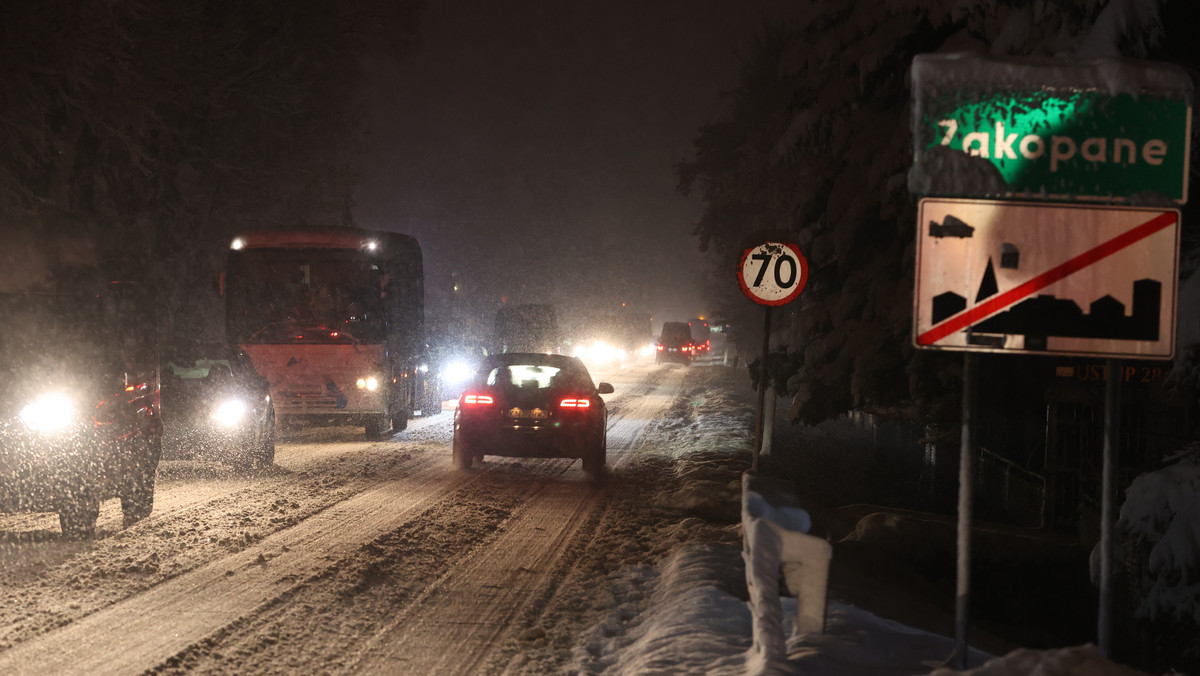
[{"left": 597, "top": 382, "right": 614, "bottom": 395}]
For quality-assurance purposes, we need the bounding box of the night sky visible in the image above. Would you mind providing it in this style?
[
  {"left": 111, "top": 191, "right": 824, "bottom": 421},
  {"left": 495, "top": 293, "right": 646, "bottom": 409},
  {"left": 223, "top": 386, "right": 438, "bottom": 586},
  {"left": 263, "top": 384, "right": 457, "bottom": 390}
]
[{"left": 354, "top": 1, "right": 797, "bottom": 331}]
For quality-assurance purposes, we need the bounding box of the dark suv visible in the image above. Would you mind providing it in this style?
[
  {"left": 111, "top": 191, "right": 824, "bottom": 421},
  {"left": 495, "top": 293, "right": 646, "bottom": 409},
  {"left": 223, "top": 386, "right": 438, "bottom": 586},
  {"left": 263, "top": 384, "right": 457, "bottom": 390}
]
[
  {"left": 0, "top": 289, "right": 162, "bottom": 538},
  {"left": 161, "top": 343, "right": 275, "bottom": 470},
  {"left": 655, "top": 322, "right": 695, "bottom": 365}
]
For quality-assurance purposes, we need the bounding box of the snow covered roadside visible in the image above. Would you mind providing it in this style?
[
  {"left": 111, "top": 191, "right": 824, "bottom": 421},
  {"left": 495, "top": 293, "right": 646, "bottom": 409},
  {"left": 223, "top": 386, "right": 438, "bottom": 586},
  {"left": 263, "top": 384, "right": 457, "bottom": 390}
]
[{"left": 567, "top": 364, "right": 1160, "bottom": 675}]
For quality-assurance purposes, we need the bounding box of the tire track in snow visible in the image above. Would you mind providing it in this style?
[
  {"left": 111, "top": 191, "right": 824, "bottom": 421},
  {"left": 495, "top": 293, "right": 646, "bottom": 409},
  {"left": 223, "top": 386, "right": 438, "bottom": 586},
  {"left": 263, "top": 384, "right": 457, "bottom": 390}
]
[
  {"left": 340, "top": 366, "right": 689, "bottom": 672},
  {"left": 348, "top": 477, "right": 603, "bottom": 674},
  {"left": 0, "top": 365, "right": 691, "bottom": 674},
  {"left": 0, "top": 454, "right": 475, "bottom": 676}
]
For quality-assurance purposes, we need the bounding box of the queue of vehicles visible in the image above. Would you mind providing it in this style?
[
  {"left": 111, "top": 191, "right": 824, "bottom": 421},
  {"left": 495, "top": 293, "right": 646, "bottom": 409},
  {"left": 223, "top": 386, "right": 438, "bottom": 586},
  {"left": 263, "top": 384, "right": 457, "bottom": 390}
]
[
  {"left": 1, "top": 222, "right": 727, "bottom": 537},
  {"left": 1, "top": 225, "right": 434, "bottom": 538}
]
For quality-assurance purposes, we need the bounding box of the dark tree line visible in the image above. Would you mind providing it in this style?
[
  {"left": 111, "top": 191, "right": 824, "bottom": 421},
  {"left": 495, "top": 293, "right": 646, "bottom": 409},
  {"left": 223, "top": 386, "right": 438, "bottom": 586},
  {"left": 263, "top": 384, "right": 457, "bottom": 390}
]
[
  {"left": 0, "top": 0, "right": 424, "bottom": 281},
  {"left": 678, "top": 0, "right": 1200, "bottom": 430}
]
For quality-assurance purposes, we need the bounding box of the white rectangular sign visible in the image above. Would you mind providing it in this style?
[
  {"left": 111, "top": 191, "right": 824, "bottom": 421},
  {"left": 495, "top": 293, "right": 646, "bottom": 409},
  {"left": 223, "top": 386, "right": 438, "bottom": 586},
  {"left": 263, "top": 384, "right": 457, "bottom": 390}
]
[{"left": 914, "top": 198, "right": 1180, "bottom": 358}]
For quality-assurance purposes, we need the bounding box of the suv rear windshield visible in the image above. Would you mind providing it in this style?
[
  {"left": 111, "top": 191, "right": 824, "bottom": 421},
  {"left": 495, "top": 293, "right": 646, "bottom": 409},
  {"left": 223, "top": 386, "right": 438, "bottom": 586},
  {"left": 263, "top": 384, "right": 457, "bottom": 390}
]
[{"left": 660, "top": 322, "right": 692, "bottom": 345}]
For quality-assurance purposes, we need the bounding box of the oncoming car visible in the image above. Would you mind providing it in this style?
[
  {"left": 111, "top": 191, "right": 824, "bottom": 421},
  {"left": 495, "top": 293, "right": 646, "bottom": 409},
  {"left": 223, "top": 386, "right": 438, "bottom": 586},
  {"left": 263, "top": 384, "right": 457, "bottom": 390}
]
[
  {"left": 160, "top": 344, "right": 275, "bottom": 469},
  {"left": 0, "top": 290, "right": 163, "bottom": 539},
  {"left": 452, "top": 353, "right": 613, "bottom": 476},
  {"left": 428, "top": 337, "right": 489, "bottom": 408}
]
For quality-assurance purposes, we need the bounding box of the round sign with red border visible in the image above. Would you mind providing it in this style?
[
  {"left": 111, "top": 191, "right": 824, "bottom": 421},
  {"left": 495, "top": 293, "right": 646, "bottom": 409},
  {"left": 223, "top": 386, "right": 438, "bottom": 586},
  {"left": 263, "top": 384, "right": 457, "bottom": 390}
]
[{"left": 737, "top": 241, "right": 808, "bottom": 306}]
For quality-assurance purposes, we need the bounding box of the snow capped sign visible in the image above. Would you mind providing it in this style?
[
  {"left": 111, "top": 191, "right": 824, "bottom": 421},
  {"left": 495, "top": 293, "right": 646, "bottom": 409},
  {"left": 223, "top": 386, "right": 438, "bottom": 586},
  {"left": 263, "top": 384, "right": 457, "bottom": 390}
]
[
  {"left": 911, "top": 53, "right": 1193, "bottom": 203},
  {"left": 913, "top": 198, "right": 1180, "bottom": 359},
  {"left": 737, "top": 240, "right": 807, "bottom": 306}
]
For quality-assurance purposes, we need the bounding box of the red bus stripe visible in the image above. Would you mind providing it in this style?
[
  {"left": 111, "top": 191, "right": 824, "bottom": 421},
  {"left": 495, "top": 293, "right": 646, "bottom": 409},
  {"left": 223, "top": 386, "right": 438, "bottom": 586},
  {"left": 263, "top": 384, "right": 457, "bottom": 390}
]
[{"left": 917, "top": 211, "right": 1177, "bottom": 345}]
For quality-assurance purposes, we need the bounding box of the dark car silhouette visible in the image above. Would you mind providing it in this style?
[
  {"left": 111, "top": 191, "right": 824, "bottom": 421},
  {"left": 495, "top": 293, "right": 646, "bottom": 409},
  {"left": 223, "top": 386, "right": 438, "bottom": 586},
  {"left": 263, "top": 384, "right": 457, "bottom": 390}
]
[
  {"left": 160, "top": 344, "right": 275, "bottom": 470},
  {"left": 655, "top": 321, "right": 695, "bottom": 365},
  {"left": 452, "top": 353, "right": 612, "bottom": 477}
]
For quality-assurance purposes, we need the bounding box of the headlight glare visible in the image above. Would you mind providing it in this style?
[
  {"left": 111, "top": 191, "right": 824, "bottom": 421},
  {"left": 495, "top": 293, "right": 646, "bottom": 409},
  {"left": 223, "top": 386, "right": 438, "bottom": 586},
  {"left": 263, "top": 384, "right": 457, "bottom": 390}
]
[
  {"left": 440, "top": 360, "right": 473, "bottom": 387},
  {"left": 213, "top": 399, "right": 249, "bottom": 427},
  {"left": 20, "top": 392, "right": 77, "bottom": 434},
  {"left": 356, "top": 376, "right": 379, "bottom": 391}
]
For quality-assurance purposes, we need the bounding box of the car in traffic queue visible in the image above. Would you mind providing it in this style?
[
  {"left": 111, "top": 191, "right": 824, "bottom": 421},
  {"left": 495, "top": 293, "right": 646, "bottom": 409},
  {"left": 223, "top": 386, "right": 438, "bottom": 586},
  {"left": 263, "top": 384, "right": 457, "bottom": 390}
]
[
  {"left": 451, "top": 353, "right": 613, "bottom": 477},
  {"left": 655, "top": 321, "right": 695, "bottom": 365},
  {"left": 0, "top": 291, "right": 163, "bottom": 539},
  {"left": 688, "top": 319, "right": 713, "bottom": 358},
  {"left": 160, "top": 344, "right": 276, "bottom": 469}
]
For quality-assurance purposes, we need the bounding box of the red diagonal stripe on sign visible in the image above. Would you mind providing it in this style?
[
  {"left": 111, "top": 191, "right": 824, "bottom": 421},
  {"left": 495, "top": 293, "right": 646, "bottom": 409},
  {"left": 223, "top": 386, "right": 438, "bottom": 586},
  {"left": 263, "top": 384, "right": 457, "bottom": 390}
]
[{"left": 918, "top": 211, "right": 1178, "bottom": 345}]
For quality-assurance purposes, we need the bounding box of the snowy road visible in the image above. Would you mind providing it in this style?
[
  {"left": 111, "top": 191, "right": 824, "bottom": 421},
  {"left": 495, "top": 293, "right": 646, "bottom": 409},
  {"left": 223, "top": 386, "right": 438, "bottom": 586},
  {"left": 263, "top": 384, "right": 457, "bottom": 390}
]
[{"left": 0, "top": 362, "right": 746, "bottom": 675}]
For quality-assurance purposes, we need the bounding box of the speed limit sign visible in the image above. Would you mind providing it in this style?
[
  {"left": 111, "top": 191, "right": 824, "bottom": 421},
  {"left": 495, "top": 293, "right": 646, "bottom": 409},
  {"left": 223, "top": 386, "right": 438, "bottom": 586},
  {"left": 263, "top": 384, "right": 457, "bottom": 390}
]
[{"left": 737, "top": 241, "right": 808, "bottom": 306}]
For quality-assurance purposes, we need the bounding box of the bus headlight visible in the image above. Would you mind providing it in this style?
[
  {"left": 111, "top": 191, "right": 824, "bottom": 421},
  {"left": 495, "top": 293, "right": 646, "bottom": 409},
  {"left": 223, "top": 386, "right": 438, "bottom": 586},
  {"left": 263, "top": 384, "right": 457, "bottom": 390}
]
[
  {"left": 213, "top": 399, "right": 249, "bottom": 427},
  {"left": 356, "top": 376, "right": 380, "bottom": 391},
  {"left": 20, "top": 392, "right": 78, "bottom": 434}
]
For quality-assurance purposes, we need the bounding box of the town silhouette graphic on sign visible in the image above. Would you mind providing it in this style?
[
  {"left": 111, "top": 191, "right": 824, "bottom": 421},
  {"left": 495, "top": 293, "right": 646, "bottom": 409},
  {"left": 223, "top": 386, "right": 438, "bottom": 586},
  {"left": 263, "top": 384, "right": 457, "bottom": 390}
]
[{"left": 932, "top": 256, "right": 1162, "bottom": 342}]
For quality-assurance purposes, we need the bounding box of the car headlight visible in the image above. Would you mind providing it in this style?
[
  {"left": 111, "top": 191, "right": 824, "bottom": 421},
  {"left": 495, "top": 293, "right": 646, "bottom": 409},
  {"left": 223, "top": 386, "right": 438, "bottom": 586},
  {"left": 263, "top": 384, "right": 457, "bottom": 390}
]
[
  {"left": 439, "top": 360, "right": 473, "bottom": 387},
  {"left": 356, "top": 376, "right": 380, "bottom": 391},
  {"left": 213, "top": 398, "right": 249, "bottom": 427},
  {"left": 19, "top": 392, "right": 78, "bottom": 434}
]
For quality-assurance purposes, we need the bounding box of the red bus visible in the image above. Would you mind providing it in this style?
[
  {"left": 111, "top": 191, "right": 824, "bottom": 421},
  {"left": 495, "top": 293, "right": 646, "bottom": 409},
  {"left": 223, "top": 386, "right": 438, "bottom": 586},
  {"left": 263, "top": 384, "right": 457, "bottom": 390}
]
[{"left": 223, "top": 226, "right": 427, "bottom": 435}]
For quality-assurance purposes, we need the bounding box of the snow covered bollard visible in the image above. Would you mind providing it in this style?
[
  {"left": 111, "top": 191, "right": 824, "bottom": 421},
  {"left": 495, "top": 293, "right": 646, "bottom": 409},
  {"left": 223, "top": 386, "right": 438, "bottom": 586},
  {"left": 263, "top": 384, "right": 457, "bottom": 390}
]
[{"left": 741, "top": 472, "right": 832, "bottom": 671}]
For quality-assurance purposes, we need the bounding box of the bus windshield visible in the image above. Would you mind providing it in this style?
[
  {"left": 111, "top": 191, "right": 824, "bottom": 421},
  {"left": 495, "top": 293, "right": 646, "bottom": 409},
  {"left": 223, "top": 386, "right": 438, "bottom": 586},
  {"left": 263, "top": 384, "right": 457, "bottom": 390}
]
[{"left": 226, "top": 249, "right": 386, "bottom": 344}]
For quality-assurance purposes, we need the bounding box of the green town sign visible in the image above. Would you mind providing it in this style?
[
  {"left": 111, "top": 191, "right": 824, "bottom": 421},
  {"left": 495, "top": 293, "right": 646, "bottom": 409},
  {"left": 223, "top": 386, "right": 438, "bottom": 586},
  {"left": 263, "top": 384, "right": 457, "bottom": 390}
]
[{"left": 911, "top": 54, "right": 1193, "bottom": 204}]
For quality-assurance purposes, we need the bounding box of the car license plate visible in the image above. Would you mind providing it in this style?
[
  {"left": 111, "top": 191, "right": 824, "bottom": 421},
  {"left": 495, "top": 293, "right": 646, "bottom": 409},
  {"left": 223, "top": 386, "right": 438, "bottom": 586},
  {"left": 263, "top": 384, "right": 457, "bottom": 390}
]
[{"left": 507, "top": 407, "right": 548, "bottom": 419}]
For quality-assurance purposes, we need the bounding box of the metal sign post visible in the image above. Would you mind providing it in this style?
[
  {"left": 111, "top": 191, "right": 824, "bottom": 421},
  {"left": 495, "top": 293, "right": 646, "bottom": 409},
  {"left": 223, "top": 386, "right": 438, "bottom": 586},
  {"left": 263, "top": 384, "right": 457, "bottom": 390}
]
[
  {"left": 752, "top": 305, "right": 772, "bottom": 469},
  {"left": 951, "top": 352, "right": 977, "bottom": 669},
  {"left": 736, "top": 236, "right": 808, "bottom": 471},
  {"left": 1099, "top": 357, "right": 1121, "bottom": 657}
]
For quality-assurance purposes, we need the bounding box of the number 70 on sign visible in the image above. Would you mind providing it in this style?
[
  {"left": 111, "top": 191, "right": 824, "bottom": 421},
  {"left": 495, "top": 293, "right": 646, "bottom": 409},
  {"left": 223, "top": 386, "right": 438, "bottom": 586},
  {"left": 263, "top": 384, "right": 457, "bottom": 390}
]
[{"left": 737, "top": 241, "right": 809, "bottom": 306}]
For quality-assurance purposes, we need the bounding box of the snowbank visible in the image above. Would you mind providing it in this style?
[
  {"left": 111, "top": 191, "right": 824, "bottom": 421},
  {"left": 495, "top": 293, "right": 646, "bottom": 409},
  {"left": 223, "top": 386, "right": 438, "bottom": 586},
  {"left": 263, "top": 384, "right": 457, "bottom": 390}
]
[{"left": 570, "top": 543, "right": 752, "bottom": 675}]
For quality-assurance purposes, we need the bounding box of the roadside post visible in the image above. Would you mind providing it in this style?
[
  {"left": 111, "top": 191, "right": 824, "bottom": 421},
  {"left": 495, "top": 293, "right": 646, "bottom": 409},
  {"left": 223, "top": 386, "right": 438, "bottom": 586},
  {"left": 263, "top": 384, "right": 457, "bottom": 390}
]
[
  {"left": 737, "top": 234, "right": 808, "bottom": 471},
  {"left": 910, "top": 53, "right": 1191, "bottom": 666}
]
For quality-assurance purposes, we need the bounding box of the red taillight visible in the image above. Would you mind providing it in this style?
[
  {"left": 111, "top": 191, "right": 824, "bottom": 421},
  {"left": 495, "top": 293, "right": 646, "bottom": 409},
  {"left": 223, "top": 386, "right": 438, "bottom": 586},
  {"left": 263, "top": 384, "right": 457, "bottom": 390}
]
[
  {"left": 462, "top": 394, "right": 494, "bottom": 405},
  {"left": 559, "top": 397, "right": 591, "bottom": 409},
  {"left": 656, "top": 344, "right": 664, "bottom": 351}
]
